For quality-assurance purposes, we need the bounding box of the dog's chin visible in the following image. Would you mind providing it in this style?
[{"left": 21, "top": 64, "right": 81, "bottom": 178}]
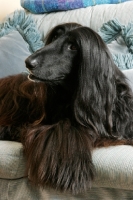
[
  {"left": 28, "top": 74, "right": 43, "bottom": 82},
  {"left": 28, "top": 73, "right": 65, "bottom": 86}
]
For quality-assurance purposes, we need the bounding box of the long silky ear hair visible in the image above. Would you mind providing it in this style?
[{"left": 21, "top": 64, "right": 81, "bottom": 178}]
[
  {"left": 70, "top": 27, "right": 117, "bottom": 138},
  {"left": 70, "top": 27, "right": 133, "bottom": 139}
]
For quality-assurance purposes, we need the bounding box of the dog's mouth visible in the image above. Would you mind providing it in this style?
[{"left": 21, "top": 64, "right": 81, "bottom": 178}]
[
  {"left": 28, "top": 72, "right": 65, "bottom": 85},
  {"left": 28, "top": 74, "right": 44, "bottom": 82}
]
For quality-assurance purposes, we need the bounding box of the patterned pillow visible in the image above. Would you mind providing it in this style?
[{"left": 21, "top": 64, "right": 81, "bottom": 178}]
[{"left": 21, "top": 0, "right": 129, "bottom": 14}]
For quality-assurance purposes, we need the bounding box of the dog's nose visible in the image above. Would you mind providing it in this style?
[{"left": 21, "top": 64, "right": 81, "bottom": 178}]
[{"left": 25, "top": 57, "right": 38, "bottom": 70}]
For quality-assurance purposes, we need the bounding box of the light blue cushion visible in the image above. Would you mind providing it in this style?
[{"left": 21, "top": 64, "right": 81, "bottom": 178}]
[
  {"left": 0, "top": 10, "right": 44, "bottom": 78},
  {"left": 0, "top": 30, "right": 30, "bottom": 78}
]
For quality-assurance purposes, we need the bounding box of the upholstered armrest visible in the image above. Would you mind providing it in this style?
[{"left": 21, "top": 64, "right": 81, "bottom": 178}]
[
  {"left": 93, "top": 145, "right": 133, "bottom": 190},
  {"left": 0, "top": 141, "right": 26, "bottom": 179},
  {"left": 0, "top": 141, "right": 133, "bottom": 191}
]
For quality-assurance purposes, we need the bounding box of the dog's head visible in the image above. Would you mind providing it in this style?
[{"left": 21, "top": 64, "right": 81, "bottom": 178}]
[
  {"left": 25, "top": 23, "right": 81, "bottom": 86},
  {"left": 25, "top": 22, "right": 116, "bottom": 91}
]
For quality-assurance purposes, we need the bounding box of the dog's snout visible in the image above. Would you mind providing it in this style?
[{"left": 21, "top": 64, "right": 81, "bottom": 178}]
[{"left": 25, "top": 57, "right": 38, "bottom": 70}]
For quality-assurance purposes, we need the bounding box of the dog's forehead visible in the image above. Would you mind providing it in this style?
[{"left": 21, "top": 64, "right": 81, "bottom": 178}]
[
  {"left": 52, "top": 27, "right": 65, "bottom": 35},
  {"left": 53, "top": 33, "right": 71, "bottom": 44}
]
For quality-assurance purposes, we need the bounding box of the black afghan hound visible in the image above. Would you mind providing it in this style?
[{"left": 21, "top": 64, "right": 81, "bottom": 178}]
[{"left": 0, "top": 23, "right": 133, "bottom": 194}]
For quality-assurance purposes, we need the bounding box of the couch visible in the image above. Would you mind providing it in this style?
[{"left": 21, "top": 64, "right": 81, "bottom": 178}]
[{"left": 1, "top": 1, "right": 133, "bottom": 199}]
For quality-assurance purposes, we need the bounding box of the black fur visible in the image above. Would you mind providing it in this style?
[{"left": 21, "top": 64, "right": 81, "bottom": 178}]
[{"left": 0, "top": 23, "right": 133, "bottom": 194}]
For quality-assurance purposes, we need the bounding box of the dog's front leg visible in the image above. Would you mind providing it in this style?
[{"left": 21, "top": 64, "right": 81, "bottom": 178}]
[{"left": 22, "top": 119, "right": 95, "bottom": 194}]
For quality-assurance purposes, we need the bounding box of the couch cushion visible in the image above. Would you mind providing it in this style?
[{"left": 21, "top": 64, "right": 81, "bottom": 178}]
[
  {"left": 93, "top": 145, "right": 133, "bottom": 190},
  {"left": 0, "top": 141, "right": 26, "bottom": 179},
  {"left": 29, "top": 1, "right": 133, "bottom": 39},
  {"left": 123, "top": 69, "right": 133, "bottom": 91},
  {"left": 1, "top": 141, "right": 133, "bottom": 191},
  {"left": 0, "top": 10, "right": 44, "bottom": 78},
  {"left": 0, "top": 30, "right": 30, "bottom": 78}
]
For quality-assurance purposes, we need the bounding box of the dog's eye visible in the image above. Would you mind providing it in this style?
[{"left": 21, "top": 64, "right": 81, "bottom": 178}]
[{"left": 68, "top": 44, "right": 77, "bottom": 51}]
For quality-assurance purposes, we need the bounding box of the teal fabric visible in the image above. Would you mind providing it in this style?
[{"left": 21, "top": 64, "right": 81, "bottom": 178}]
[
  {"left": 0, "top": 10, "right": 44, "bottom": 53},
  {"left": 0, "top": 10, "right": 44, "bottom": 78},
  {"left": 20, "top": 0, "right": 129, "bottom": 14},
  {"left": 99, "top": 19, "right": 133, "bottom": 70}
]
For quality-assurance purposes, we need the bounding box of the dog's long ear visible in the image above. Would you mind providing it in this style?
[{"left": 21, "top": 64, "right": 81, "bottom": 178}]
[{"left": 71, "top": 27, "right": 117, "bottom": 138}]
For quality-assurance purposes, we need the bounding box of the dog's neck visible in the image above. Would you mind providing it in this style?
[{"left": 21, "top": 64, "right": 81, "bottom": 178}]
[{"left": 44, "top": 84, "right": 73, "bottom": 124}]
